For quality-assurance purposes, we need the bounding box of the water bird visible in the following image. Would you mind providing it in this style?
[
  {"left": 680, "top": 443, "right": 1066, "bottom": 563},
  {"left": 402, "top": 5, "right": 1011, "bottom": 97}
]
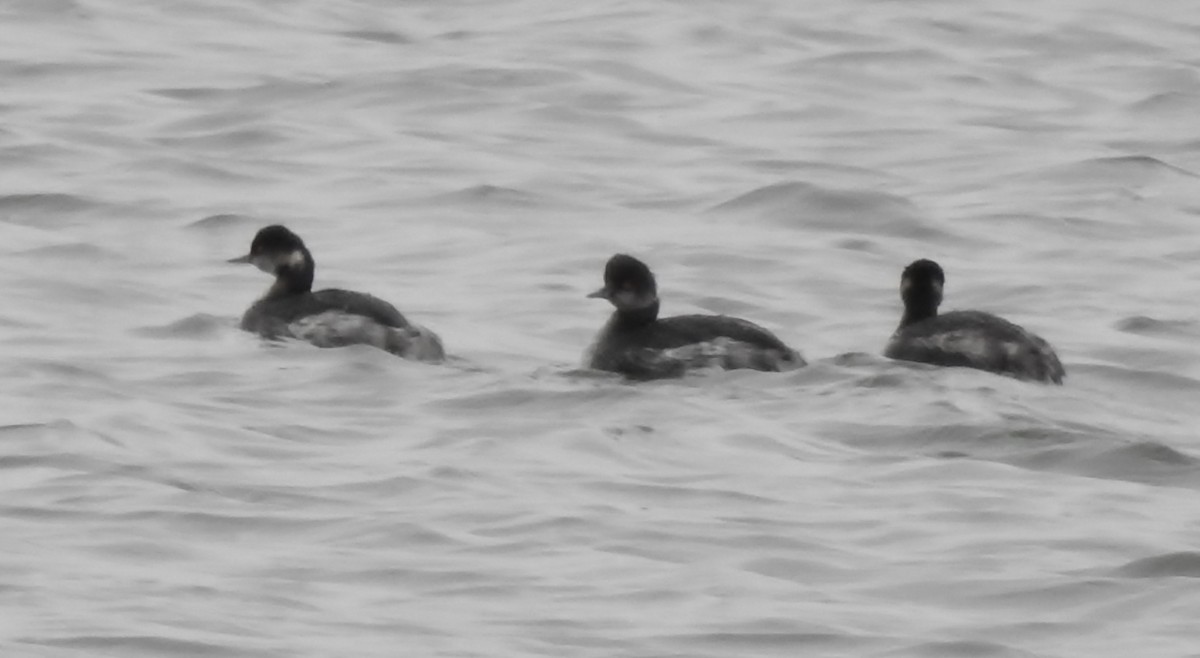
[
  {"left": 884, "top": 259, "right": 1064, "bottom": 384},
  {"left": 228, "top": 225, "right": 444, "bottom": 362},
  {"left": 585, "top": 253, "right": 803, "bottom": 379}
]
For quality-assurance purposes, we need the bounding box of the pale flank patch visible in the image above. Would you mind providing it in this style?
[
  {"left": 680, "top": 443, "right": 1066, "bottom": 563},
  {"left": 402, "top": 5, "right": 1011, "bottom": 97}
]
[
  {"left": 664, "top": 337, "right": 794, "bottom": 372},
  {"left": 1003, "top": 341, "right": 1024, "bottom": 359},
  {"left": 286, "top": 312, "right": 445, "bottom": 362},
  {"left": 925, "top": 330, "right": 992, "bottom": 362},
  {"left": 664, "top": 340, "right": 727, "bottom": 366},
  {"left": 900, "top": 324, "right": 1062, "bottom": 383},
  {"left": 289, "top": 311, "right": 389, "bottom": 349}
]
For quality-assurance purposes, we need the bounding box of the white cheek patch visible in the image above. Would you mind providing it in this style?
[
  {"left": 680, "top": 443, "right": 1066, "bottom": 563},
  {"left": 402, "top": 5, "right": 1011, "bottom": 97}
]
[
  {"left": 255, "top": 250, "right": 306, "bottom": 273},
  {"left": 251, "top": 254, "right": 275, "bottom": 274},
  {"left": 612, "top": 290, "right": 655, "bottom": 309},
  {"left": 612, "top": 290, "right": 637, "bottom": 307}
]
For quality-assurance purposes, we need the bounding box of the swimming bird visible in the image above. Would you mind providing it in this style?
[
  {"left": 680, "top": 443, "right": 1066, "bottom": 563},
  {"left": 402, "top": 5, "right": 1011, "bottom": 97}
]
[
  {"left": 884, "top": 259, "right": 1064, "bottom": 384},
  {"left": 228, "top": 225, "right": 444, "bottom": 362},
  {"left": 585, "top": 253, "right": 803, "bottom": 379}
]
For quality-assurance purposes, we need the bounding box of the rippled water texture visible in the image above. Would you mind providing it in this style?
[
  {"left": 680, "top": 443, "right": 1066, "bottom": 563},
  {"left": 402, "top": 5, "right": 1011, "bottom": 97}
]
[{"left": 2, "top": 1, "right": 1199, "bottom": 656}]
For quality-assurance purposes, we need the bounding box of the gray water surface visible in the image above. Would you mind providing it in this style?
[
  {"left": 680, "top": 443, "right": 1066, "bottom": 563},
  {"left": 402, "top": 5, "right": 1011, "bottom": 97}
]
[{"left": 2, "top": 1, "right": 1199, "bottom": 657}]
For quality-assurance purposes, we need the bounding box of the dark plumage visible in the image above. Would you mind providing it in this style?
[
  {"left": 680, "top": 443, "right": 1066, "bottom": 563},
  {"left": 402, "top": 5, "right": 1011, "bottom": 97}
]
[
  {"left": 585, "top": 254, "right": 803, "bottom": 379},
  {"left": 229, "top": 225, "right": 444, "bottom": 362},
  {"left": 884, "top": 259, "right": 1064, "bottom": 384}
]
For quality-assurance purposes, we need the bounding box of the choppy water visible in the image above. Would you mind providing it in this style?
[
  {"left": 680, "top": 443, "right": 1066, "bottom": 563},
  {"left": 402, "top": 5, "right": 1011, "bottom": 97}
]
[{"left": 3, "top": 1, "right": 1200, "bottom": 656}]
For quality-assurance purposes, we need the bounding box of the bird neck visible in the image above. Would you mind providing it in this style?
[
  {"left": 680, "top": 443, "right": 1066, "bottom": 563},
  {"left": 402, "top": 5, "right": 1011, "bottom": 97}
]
[
  {"left": 899, "top": 300, "right": 938, "bottom": 328},
  {"left": 266, "top": 249, "right": 315, "bottom": 297},
  {"left": 612, "top": 299, "right": 660, "bottom": 330}
]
